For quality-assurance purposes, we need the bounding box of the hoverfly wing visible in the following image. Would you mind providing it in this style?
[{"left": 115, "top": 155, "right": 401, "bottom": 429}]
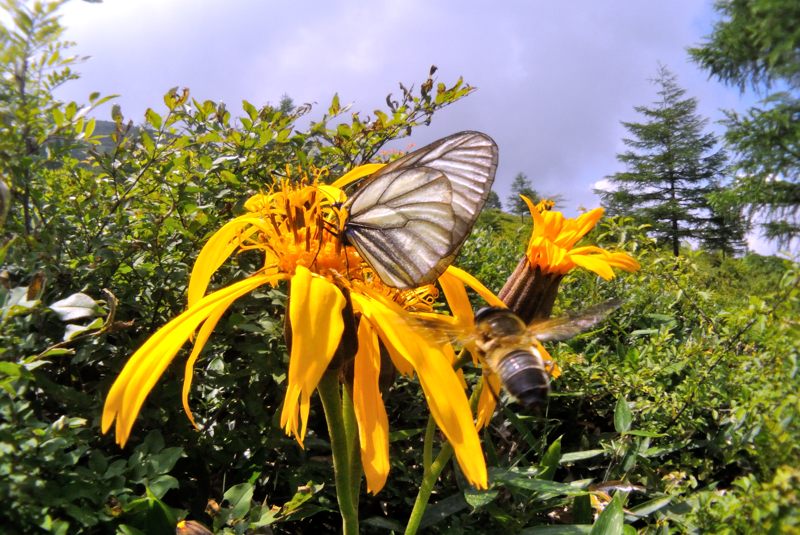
[
  {"left": 343, "top": 131, "right": 498, "bottom": 288},
  {"left": 530, "top": 299, "right": 622, "bottom": 343}
]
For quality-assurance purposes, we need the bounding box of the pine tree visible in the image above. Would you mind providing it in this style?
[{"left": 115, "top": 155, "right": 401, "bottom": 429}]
[
  {"left": 690, "top": 0, "right": 800, "bottom": 248},
  {"left": 484, "top": 189, "right": 502, "bottom": 210},
  {"left": 506, "top": 173, "right": 538, "bottom": 219},
  {"left": 598, "top": 66, "right": 728, "bottom": 256},
  {"left": 703, "top": 185, "right": 749, "bottom": 256}
]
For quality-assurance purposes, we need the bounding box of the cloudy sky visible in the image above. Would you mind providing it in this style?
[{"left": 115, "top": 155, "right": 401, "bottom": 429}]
[{"left": 52, "top": 0, "right": 771, "bottom": 252}]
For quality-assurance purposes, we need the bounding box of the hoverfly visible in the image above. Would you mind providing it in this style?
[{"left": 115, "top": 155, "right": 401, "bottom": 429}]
[
  {"left": 341, "top": 131, "right": 498, "bottom": 289},
  {"left": 470, "top": 299, "right": 622, "bottom": 408}
]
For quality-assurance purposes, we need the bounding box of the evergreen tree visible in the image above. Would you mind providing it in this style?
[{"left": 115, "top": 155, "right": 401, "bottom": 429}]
[
  {"left": 703, "top": 185, "right": 749, "bottom": 256},
  {"left": 690, "top": 0, "right": 800, "bottom": 248},
  {"left": 506, "top": 172, "right": 538, "bottom": 219},
  {"left": 598, "top": 66, "right": 728, "bottom": 256},
  {"left": 484, "top": 189, "right": 502, "bottom": 210}
]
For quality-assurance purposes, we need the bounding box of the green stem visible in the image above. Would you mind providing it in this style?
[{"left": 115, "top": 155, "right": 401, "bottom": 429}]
[
  {"left": 405, "top": 382, "right": 484, "bottom": 535},
  {"left": 405, "top": 433, "right": 454, "bottom": 535},
  {"left": 318, "top": 372, "right": 359, "bottom": 535},
  {"left": 341, "top": 385, "right": 362, "bottom": 509}
]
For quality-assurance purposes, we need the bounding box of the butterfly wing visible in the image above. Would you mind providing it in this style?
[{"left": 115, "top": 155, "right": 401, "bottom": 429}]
[
  {"left": 344, "top": 167, "right": 456, "bottom": 288},
  {"left": 344, "top": 131, "right": 498, "bottom": 288}
]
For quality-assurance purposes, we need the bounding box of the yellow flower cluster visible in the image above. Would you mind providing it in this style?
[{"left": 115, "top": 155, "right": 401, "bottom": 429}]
[{"left": 102, "top": 169, "right": 639, "bottom": 496}]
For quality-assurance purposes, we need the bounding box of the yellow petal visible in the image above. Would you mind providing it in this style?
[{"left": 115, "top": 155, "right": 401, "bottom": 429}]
[
  {"left": 181, "top": 305, "right": 226, "bottom": 429},
  {"left": 438, "top": 269, "right": 475, "bottom": 329},
  {"left": 570, "top": 254, "right": 616, "bottom": 280},
  {"left": 280, "top": 266, "right": 346, "bottom": 444},
  {"left": 475, "top": 372, "right": 502, "bottom": 430},
  {"left": 521, "top": 195, "right": 538, "bottom": 218},
  {"left": 103, "top": 273, "right": 280, "bottom": 446},
  {"left": 605, "top": 251, "right": 641, "bottom": 272},
  {"left": 187, "top": 216, "right": 267, "bottom": 307},
  {"left": 317, "top": 184, "right": 346, "bottom": 205},
  {"left": 330, "top": 163, "right": 385, "bottom": 189},
  {"left": 351, "top": 292, "right": 488, "bottom": 488},
  {"left": 353, "top": 320, "right": 390, "bottom": 494},
  {"left": 444, "top": 266, "right": 506, "bottom": 309}
]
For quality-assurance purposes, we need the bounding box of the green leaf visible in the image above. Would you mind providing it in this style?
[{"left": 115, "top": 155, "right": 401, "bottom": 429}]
[
  {"left": 614, "top": 396, "right": 632, "bottom": 433},
  {"left": 573, "top": 493, "right": 594, "bottom": 524},
  {"left": 590, "top": 493, "right": 624, "bottom": 535},
  {"left": 148, "top": 475, "right": 179, "bottom": 499},
  {"left": 63, "top": 317, "right": 103, "bottom": 341},
  {"left": 242, "top": 100, "right": 257, "bottom": 120},
  {"left": 463, "top": 488, "right": 499, "bottom": 508},
  {"left": 329, "top": 93, "right": 340, "bottom": 115},
  {"left": 141, "top": 131, "right": 155, "bottom": 154},
  {"left": 520, "top": 525, "right": 591, "bottom": 534},
  {"left": 494, "top": 471, "right": 588, "bottom": 496},
  {"left": 145, "top": 108, "right": 162, "bottom": 129},
  {"left": 539, "top": 435, "right": 562, "bottom": 480},
  {"left": 419, "top": 492, "right": 469, "bottom": 529},
  {"left": 49, "top": 292, "right": 98, "bottom": 321},
  {"left": 0, "top": 362, "right": 23, "bottom": 377},
  {"left": 627, "top": 496, "right": 672, "bottom": 518},
  {"left": 223, "top": 482, "right": 254, "bottom": 520},
  {"left": 560, "top": 449, "right": 605, "bottom": 463},
  {"left": 150, "top": 447, "right": 184, "bottom": 473},
  {"left": 116, "top": 525, "right": 147, "bottom": 535}
]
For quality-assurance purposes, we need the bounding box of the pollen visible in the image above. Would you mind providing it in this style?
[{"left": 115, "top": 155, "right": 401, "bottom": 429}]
[{"left": 241, "top": 168, "right": 368, "bottom": 283}]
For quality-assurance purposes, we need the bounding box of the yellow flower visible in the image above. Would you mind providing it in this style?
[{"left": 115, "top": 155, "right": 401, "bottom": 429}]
[
  {"left": 102, "top": 165, "right": 488, "bottom": 493},
  {"left": 523, "top": 197, "right": 640, "bottom": 279}
]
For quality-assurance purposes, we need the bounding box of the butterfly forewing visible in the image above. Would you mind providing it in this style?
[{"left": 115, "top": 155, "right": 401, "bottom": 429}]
[
  {"left": 345, "top": 169, "right": 456, "bottom": 288},
  {"left": 343, "top": 131, "right": 498, "bottom": 288}
]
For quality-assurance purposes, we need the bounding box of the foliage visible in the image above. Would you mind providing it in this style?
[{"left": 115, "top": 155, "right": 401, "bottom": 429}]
[
  {"left": 598, "top": 65, "right": 733, "bottom": 256},
  {"left": 1, "top": 1, "right": 798, "bottom": 533},
  {"left": 689, "top": 0, "right": 800, "bottom": 247}
]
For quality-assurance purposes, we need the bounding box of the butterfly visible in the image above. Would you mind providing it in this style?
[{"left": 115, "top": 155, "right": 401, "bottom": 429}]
[{"left": 341, "top": 131, "right": 498, "bottom": 289}]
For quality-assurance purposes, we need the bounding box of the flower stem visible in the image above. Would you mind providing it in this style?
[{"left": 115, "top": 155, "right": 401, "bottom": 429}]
[
  {"left": 318, "top": 372, "right": 359, "bottom": 535},
  {"left": 404, "top": 432, "right": 454, "bottom": 535},
  {"left": 405, "top": 384, "right": 483, "bottom": 535},
  {"left": 341, "top": 385, "right": 362, "bottom": 508}
]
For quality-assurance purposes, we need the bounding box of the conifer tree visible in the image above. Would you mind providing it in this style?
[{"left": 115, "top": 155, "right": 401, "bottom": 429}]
[
  {"left": 690, "top": 0, "right": 800, "bottom": 248},
  {"left": 484, "top": 189, "right": 502, "bottom": 210},
  {"left": 506, "top": 172, "right": 538, "bottom": 219},
  {"left": 599, "top": 66, "right": 728, "bottom": 256}
]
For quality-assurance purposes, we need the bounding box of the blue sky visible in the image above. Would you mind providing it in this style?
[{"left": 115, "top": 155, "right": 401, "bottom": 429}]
[{"left": 52, "top": 0, "right": 773, "bottom": 253}]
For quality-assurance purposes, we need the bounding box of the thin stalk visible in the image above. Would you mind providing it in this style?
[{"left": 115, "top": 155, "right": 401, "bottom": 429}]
[
  {"left": 318, "top": 372, "right": 359, "bottom": 535},
  {"left": 404, "top": 383, "right": 484, "bottom": 535},
  {"left": 341, "top": 385, "right": 362, "bottom": 508}
]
